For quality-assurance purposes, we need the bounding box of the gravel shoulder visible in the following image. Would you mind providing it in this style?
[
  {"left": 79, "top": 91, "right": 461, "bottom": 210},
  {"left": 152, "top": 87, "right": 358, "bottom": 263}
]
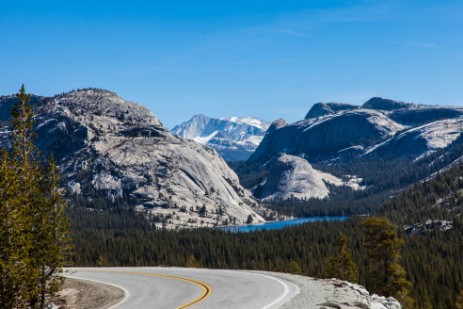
[{"left": 50, "top": 278, "right": 126, "bottom": 309}]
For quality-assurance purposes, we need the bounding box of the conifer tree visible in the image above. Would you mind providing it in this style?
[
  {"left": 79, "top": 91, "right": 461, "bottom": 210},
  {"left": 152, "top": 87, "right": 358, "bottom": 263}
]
[
  {"left": 362, "top": 217, "right": 413, "bottom": 308},
  {"left": 31, "top": 156, "right": 71, "bottom": 308},
  {"left": 186, "top": 255, "right": 200, "bottom": 268},
  {"left": 0, "top": 148, "right": 32, "bottom": 308},
  {"left": 287, "top": 260, "right": 302, "bottom": 274},
  {"left": 0, "top": 85, "right": 71, "bottom": 309},
  {"left": 325, "top": 232, "right": 358, "bottom": 283}
]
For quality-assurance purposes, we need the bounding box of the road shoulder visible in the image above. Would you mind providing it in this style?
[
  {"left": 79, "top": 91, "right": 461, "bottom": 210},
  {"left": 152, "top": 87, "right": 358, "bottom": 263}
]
[{"left": 49, "top": 278, "right": 126, "bottom": 309}]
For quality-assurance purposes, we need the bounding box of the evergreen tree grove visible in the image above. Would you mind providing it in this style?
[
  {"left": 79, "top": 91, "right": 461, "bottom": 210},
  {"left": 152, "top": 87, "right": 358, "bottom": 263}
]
[{"left": 0, "top": 85, "right": 71, "bottom": 309}]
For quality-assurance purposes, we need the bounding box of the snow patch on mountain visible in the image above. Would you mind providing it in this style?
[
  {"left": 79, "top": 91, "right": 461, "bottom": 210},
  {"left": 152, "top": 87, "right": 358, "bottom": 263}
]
[
  {"left": 193, "top": 130, "right": 219, "bottom": 144},
  {"left": 418, "top": 118, "right": 463, "bottom": 148},
  {"left": 225, "top": 116, "right": 269, "bottom": 130},
  {"left": 172, "top": 114, "right": 270, "bottom": 161}
]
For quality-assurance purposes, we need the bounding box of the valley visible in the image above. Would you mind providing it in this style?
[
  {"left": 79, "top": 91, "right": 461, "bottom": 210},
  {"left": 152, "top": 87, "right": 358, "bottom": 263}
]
[
  {"left": 4, "top": 2, "right": 463, "bottom": 309},
  {"left": 2, "top": 88, "right": 463, "bottom": 308}
]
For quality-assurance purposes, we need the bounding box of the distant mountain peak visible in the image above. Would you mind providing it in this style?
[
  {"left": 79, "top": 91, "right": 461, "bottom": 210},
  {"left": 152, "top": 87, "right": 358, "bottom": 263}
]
[
  {"left": 305, "top": 102, "right": 357, "bottom": 119},
  {"left": 172, "top": 114, "right": 270, "bottom": 161}
]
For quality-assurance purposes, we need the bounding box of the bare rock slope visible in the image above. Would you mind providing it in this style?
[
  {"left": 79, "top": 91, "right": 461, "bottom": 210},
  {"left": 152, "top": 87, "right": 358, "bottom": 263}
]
[
  {"left": 243, "top": 97, "right": 463, "bottom": 201},
  {"left": 255, "top": 154, "right": 360, "bottom": 201},
  {"left": 250, "top": 109, "right": 405, "bottom": 164},
  {"left": 0, "top": 89, "right": 264, "bottom": 228}
]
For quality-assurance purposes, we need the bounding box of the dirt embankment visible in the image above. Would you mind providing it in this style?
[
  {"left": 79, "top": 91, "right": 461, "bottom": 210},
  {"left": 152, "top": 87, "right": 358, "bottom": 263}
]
[{"left": 49, "top": 278, "right": 125, "bottom": 309}]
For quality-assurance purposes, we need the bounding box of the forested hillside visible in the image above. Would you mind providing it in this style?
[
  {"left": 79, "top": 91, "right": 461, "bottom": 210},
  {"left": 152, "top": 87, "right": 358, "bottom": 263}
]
[
  {"left": 234, "top": 134, "right": 463, "bottom": 218},
  {"left": 69, "top": 156, "right": 463, "bottom": 309}
]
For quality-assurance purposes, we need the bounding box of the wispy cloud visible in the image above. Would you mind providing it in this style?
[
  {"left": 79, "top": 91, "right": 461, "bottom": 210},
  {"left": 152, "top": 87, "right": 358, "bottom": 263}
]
[
  {"left": 259, "top": 28, "right": 305, "bottom": 37},
  {"left": 207, "top": 59, "right": 301, "bottom": 65},
  {"left": 396, "top": 42, "right": 437, "bottom": 48}
]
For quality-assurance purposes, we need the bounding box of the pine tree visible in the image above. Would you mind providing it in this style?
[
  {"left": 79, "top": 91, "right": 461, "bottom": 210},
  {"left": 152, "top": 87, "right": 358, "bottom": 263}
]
[
  {"left": 31, "top": 157, "right": 71, "bottom": 308},
  {"left": 186, "top": 255, "right": 200, "bottom": 268},
  {"left": 0, "top": 85, "right": 71, "bottom": 309},
  {"left": 287, "top": 260, "right": 302, "bottom": 274},
  {"left": 362, "top": 217, "right": 413, "bottom": 308},
  {"left": 325, "top": 232, "right": 358, "bottom": 283},
  {"left": 0, "top": 148, "right": 33, "bottom": 308},
  {"left": 97, "top": 254, "right": 109, "bottom": 267}
]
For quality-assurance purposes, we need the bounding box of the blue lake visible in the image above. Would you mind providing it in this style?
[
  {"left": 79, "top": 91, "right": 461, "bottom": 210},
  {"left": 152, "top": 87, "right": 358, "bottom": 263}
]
[{"left": 220, "top": 216, "right": 347, "bottom": 233}]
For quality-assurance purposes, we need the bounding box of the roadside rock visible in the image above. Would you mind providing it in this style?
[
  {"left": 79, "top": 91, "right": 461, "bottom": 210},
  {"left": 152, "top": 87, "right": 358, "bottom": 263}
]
[{"left": 253, "top": 271, "right": 402, "bottom": 309}]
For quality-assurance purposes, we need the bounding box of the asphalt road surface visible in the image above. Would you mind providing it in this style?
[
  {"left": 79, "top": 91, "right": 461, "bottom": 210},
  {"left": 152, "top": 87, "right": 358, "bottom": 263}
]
[{"left": 65, "top": 267, "right": 300, "bottom": 309}]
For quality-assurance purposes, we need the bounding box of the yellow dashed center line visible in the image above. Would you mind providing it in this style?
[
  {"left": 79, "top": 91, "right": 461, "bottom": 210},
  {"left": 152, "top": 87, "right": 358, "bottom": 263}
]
[{"left": 89, "top": 269, "right": 212, "bottom": 309}]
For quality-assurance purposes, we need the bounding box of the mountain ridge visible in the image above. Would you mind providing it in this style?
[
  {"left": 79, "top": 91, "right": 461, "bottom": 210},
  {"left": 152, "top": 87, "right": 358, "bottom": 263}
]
[{"left": 240, "top": 96, "right": 463, "bottom": 203}]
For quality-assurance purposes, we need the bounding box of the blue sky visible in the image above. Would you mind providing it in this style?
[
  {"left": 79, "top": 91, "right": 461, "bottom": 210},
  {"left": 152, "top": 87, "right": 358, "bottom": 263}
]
[{"left": 1, "top": 0, "right": 462, "bottom": 128}]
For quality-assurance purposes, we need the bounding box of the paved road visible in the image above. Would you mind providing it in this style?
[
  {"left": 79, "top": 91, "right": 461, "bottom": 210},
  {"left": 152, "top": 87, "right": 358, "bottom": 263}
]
[{"left": 65, "top": 267, "right": 300, "bottom": 309}]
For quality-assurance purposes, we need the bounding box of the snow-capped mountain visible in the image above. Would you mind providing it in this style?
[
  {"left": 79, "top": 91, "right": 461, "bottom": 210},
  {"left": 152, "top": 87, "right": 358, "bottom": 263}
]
[
  {"left": 171, "top": 114, "right": 270, "bottom": 161},
  {"left": 242, "top": 97, "right": 463, "bottom": 201},
  {"left": 0, "top": 89, "right": 266, "bottom": 228}
]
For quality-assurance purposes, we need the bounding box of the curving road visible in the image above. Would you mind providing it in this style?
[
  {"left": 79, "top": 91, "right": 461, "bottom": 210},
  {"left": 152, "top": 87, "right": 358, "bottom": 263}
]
[{"left": 65, "top": 267, "right": 300, "bottom": 309}]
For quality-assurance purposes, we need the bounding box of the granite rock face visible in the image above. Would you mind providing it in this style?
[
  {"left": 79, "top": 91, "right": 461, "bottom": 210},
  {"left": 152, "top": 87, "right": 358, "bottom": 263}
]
[
  {"left": 250, "top": 109, "right": 405, "bottom": 163},
  {"left": 305, "top": 102, "right": 357, "bottom": 119},
  {"left": 254, "top": 154, "right": 360, "bottom": 201},
  {"left": 0, "top": 89, "right": 265, "bottom": 228},
  {"left": 267, "top": 272, "right": 402, "bottom": 309},
  {"left": 244, "top": 97, "right": 463, "bottom": 201},
  {"left": 361, "top": 97, "right": 412, "bottom": 111}
]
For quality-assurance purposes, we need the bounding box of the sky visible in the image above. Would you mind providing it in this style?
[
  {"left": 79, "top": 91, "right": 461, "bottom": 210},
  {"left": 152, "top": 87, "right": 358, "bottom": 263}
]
[{"left": 1, "top": 0, "right": 463, "bottom": 129}]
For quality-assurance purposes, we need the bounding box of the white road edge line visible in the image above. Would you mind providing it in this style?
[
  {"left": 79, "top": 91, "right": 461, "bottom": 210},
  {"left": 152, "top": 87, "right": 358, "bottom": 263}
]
[
  {"left": 65, "top": 275, "right": 130, "bottom": 309},
  {"left": 251, "top": 273, "right": 293, "bottom": 309}
]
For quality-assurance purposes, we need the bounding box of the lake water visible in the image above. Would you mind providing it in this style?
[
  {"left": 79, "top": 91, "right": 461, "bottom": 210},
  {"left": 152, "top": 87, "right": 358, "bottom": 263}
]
[{"left": 220, "top": 216, "right": 347, "bottom": 233}]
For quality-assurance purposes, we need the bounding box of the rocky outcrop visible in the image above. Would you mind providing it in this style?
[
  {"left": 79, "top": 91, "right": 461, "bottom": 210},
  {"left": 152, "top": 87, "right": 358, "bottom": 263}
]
[
  {"left": 313, "top": 279, "right": 402, "bottom": 309},
  {"left": 317, "top": 280, "right": 401, "bottom": 309},
  {"left": 254, "top": 154, "right": 359, "bottom": 200},
  {"left": 172, "top": 114, "right": 269, "bottom": 161},
  {"left": 249, "top": 109, "right": 404, "bottom": 163},
  {"left": 266, "top": 271, "right": 402, "bottom": 309},
  {"left": 305, "top": 103, "right": 334, "bottom": 119},
  {"left": 305, "top": 102, "right": 357, "bottom": 119},
  {"left": 362, "top": 97, "right": 412, "bottom": 111},
  {"left": 0, "top": 89, "right": 265, "bottom": 228}
]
